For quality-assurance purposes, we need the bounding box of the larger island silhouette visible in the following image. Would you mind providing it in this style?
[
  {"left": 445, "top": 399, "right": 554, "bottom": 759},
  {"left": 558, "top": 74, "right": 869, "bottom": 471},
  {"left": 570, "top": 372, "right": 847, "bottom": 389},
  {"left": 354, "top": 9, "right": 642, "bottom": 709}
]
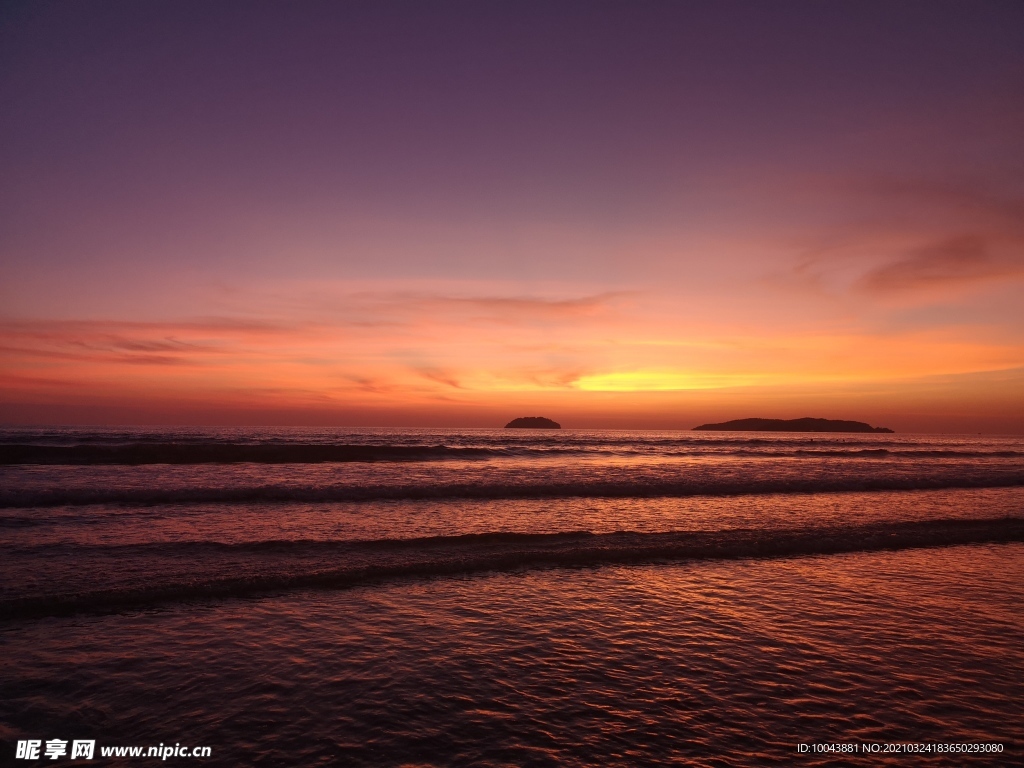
[
  {"left": 692, "top": 417, "right": 893, "bottom": 433},
  {"left": 505, "top": 417, "right": 561, "bottom": 429}
]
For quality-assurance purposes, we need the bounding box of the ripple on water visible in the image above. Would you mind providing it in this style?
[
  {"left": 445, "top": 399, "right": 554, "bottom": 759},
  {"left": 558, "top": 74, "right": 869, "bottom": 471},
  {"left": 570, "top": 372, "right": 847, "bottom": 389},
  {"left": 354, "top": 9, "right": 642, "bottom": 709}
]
[{"left": 1, "top": 543, "right": 1022, "bottom": 767}]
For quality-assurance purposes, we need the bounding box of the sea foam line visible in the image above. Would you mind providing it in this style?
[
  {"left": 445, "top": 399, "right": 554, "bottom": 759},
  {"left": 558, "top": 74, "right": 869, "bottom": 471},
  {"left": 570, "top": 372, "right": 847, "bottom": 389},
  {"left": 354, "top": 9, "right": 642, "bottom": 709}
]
[
  {"left": 3, "top": 443, "right": 1020, "bottom": 465},
  {"left": 3, "top": 474, "right": 1023, "bottom": 508},
  {"left": 2, "top": 517, "right": 1020, "bottom": 620}
]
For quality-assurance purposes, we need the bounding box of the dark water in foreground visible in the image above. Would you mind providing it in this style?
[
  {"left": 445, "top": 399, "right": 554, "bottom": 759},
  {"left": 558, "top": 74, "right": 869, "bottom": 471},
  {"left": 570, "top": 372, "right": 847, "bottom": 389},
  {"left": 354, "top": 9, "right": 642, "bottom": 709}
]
[{"left": 1, "top": 427, "right": 1022, "bottom": 765}]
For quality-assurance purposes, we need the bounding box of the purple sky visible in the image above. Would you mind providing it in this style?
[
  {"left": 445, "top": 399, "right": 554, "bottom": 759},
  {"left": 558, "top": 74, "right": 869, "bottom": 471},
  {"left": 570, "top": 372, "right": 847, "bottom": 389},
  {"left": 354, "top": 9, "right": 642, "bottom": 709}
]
[{"left": 2, "top": 1, "right": 1023, "bottom": 429}]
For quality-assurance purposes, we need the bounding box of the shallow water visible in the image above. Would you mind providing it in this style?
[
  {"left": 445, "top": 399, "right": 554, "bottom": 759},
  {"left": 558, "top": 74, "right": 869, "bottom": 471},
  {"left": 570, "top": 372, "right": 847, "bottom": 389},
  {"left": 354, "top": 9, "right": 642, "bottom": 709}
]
[{"left": 2, "top": 544, "right": 1021, "bottom": 766}]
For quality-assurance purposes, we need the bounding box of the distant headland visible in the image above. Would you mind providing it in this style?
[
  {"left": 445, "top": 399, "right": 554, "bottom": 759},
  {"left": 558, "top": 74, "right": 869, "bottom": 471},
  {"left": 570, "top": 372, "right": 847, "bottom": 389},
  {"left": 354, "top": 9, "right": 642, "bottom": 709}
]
[
  {"left": 505, "top": 416, "right": 561, "bottom": 429},
  {"left": 692, "top": 417, "right": 894, "bottom": 433}
]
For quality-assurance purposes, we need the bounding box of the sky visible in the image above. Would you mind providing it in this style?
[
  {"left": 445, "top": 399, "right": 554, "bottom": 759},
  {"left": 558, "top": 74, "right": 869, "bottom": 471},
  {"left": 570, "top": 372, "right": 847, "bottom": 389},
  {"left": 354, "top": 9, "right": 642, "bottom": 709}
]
[{"left": 1, "top": 0, "right": 1023, "bottom": 431}]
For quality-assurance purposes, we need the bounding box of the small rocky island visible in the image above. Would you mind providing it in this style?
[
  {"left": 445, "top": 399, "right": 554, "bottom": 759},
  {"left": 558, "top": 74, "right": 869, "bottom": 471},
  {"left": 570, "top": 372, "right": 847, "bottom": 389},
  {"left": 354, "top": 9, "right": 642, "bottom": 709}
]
[
  {"left": 692, "top": 417, "right": 893, "bottom": 433},
  {"left": 505, "top": 416, "right": 561, "bottom": 429}
]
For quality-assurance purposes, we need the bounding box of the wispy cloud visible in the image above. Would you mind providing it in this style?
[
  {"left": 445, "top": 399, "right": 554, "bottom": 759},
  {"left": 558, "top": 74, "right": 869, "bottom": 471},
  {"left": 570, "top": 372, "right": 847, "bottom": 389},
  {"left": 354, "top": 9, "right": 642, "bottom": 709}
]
[
  {"left": 849, "top": 175, "right": 1024, "bottom": 225},
  {"left": 337, "top": 290, "right": 633, "bottom": 326},
  {"left": 766, "top": 172, "right": 1024, "bottom": 301},
  {"left": 420, "top": 292, "right": 629, "bottom": 316},
  {"left": 413, "top": 367, "right": 463, "bottom": 389},
  {"left": 858, "top": 234, "right": 1024, "bottom": 293}
]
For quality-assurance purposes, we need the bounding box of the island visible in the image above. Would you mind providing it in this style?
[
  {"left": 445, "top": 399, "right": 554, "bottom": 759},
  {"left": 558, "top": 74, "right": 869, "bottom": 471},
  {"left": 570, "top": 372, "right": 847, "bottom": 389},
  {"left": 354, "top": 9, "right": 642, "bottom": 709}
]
[
  {"left": 692, "top": 417, "right": 893, "bottom": 433},
  {"left": 505, "top": 416, "right": 561, "bottom": 429}
]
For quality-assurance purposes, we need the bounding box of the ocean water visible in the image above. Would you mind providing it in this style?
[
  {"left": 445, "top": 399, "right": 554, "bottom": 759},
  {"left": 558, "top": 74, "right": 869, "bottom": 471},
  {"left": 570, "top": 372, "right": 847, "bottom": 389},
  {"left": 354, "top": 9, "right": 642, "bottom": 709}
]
[{"left": 1, "top": 427, "right": 1022, "bottom": 765}]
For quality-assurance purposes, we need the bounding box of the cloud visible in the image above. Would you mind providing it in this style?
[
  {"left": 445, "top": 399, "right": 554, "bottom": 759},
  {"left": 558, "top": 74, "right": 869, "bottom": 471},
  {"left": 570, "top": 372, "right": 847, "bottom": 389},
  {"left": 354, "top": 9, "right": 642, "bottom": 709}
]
[
  {"left": 342, "top": 290, "right": 633, "bottom": 325},
  {"left": 858, "top": 234, "right": 1024, "bottom": 293},
  {"left": 0, "top": 321, "right": 224, "bottom": 367},
  {"left": 0, "top": 318, "right": 312, "bottom": 376},
  {"left": 849, "top": 175, "right": 1024, "bottom": 226},
  {"left": 0, "top": 318, "right": 297, "bottom": 342},
  {"left": 766, "top": 171, "right": 1024, "bottom": 300},
  {"left": 232, "top": 282, "right": 635, "bottom": 333},
  {"left": 413, "top": 366, "right": 463, "bottom": 389},
  {"left": 427, "top": 292, "right": 628, "bottom": 316}
]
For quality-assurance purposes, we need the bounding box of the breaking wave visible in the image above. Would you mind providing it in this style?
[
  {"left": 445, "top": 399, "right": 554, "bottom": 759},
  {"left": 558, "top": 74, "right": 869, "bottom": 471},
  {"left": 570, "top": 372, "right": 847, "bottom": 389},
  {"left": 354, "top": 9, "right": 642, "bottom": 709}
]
[
  {"left": 4, "top": 473, "right": 1023, "bottom": 508},
  {"left": 0, "top": 443, "right": 501, "bottom": 465},
  {"left": 2, "top": 517, "right": 1020, "bottom": 620},
  {"left": 3, "top": 442, "right": 1021, "bottom": 465}
]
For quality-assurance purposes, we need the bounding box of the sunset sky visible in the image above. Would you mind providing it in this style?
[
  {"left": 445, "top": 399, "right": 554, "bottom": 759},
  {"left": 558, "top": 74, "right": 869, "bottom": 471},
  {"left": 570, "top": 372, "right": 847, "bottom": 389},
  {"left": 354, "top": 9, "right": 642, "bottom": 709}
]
[{"left": 2, "top": 1, "right": 1022, "bottom": 431}]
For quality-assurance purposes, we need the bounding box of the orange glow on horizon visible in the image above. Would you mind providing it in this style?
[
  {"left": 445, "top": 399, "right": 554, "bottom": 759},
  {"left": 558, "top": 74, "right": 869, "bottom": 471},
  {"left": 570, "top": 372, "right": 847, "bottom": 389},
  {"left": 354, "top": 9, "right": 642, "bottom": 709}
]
[{"left": 2, "top": 281, "right": 1022, "bottom": 432}]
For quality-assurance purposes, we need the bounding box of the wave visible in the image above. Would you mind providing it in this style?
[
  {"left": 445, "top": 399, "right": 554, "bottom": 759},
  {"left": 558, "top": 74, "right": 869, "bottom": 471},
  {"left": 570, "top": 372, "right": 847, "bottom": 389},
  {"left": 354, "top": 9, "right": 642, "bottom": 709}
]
[
  {"left": 4, "top": 473, "right": 1024, "bottom": 508},
  {"left": 4, "top": 441, "right": 1021, "bottom": 466},
  {"left": 2, "top": 517, "right": 1021, "bottom": 620},
  {"left": 0, "top": 515, "right": 43, "bottom": 528},
  {"left": 0, "top": 443, "right": 505, "bottom": 465},
  {"left": 789, "top": 449, "right": 1023, "bottom": 458}
]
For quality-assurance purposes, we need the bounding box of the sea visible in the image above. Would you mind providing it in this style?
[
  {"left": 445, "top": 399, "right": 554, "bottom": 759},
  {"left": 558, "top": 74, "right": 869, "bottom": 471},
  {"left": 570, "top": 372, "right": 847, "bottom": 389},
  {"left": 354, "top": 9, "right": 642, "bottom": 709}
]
[{"left": 1, "top": 426, "right": 1022, "bottom": 766}]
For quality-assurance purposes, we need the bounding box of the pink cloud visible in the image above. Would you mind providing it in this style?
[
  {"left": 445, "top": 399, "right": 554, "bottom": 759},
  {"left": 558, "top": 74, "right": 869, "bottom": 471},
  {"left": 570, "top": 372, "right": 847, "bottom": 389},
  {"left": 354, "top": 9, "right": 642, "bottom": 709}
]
[{"left": 858, "top": 234, "right": 1024, "bottom": 293}]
